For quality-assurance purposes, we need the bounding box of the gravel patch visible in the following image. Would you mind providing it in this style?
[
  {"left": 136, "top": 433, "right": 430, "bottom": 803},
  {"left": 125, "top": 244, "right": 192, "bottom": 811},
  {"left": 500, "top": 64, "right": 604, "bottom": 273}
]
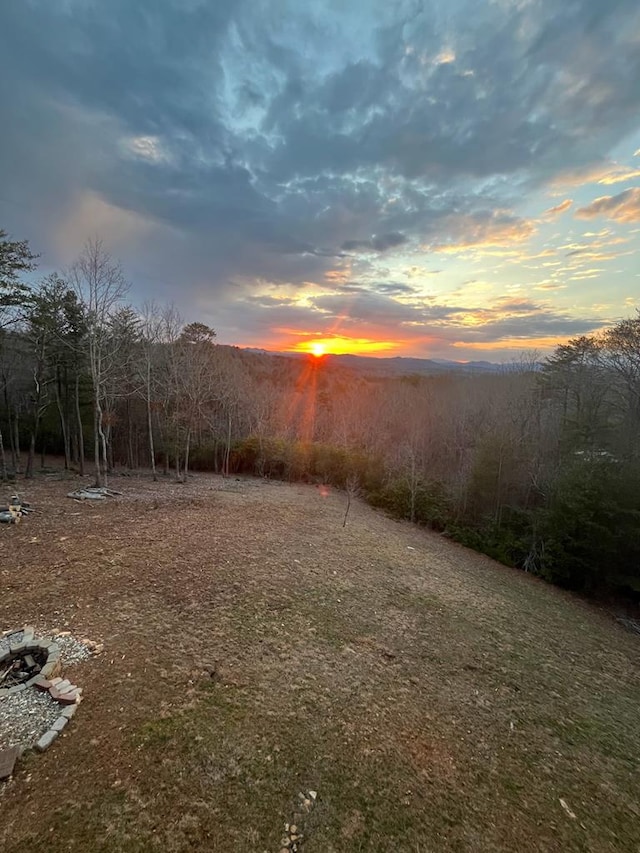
[
  {"left": 0, "top": 689, "right": 61, "bottom": 750},
  {"left": 0, "top": 631, "right": 24, "bottom": 655},
  {"left": 51, "top": 635, "right": 92, "bottom": 665}
]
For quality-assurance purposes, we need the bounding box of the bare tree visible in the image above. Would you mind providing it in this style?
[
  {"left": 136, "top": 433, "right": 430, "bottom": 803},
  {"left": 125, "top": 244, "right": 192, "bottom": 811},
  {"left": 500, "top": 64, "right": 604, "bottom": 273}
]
[
  {"left": 138, "top": 302, "right": 165, "bottom": 481},
  {"left": 342, "top": 474, "right": 361, "bottom": 527},
  {"left": 69, "top": 239, "right": 128, "bottom": 486}
]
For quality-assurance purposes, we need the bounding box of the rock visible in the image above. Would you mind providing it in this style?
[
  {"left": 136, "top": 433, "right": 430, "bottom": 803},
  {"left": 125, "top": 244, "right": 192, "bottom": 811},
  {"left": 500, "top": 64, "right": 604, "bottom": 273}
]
[
  {"left": 52, "top": 716, "right": 68, "bottom": 733},
  {"left": 35, "top": 729, "right": 58, "bottom": 752},
  {"left": 40, "top": 662, "right": 60, "bottom": 678},
  {"left": 308, "top": 790, "right": 317, "bottom": 800},
  {"left": 55, "top": 690, "right": 79, "bottom": 705},
  {"left": 0, "top": 746, "right": 21, "bottom": 781},
  {"left": 289, "top": 825, "right": 297, "bottom": 834}
]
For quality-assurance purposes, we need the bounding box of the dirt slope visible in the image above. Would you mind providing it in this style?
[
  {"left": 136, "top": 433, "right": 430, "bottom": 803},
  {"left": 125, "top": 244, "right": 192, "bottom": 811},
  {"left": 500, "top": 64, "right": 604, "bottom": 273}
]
[{"left": 1, "top": 473, "right": 638, "bottom": 852}]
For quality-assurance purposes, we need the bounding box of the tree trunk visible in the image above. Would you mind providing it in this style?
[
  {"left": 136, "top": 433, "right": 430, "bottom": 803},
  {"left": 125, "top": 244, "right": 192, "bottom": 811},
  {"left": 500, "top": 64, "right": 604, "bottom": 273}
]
[
  {"left": 126, "top": 400, "right": 134, "bottom": 469},
  {"left": 147, "top": 395, "right": 157, "bottom": 481},
  {"left": 75, "top": 373, "right": 85, "bottom": 476},
  {"left": 494, "top": 450, "right": 504, "bottom": 525},
  {"left": 93, "top": 399, "right": 103, "bottom": 487},
  {"left": 224, "top": 409, "right": 232, "bottom": 477},
  {"left": 12, "top": 411, "right": 21, "bottom": 474},
  {"left": 98, "top": 402, "right": 109, "bottom": 488},
  {"left": 106, "top": 422, "right": 114, "bottom": 473},
  {"left": 71, "top": 429, "right": 78, "bottom": 466},
  {"left": 55, "top": 375, "right": 70, "bottom": 470},
  {"left": 25, "top": 431, "right": 36, "bottom": 479},
  {"left": 343, "top": 491, "right": 351, "bottom": 527},
  {"left": 0, "top": 427, "right": 7, "bottom": 481},
  {"left": 184, "top": 428, "right": 191, "bottom": 482},
  {"left": 8, "top": 409, "right": 18, "bottom": 473}
]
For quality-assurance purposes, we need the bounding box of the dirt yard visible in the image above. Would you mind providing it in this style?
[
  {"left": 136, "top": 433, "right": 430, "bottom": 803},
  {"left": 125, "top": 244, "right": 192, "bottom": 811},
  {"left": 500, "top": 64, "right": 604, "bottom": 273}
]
[{"left": 1, "top": 471, "right": 639, "bottom": 852}]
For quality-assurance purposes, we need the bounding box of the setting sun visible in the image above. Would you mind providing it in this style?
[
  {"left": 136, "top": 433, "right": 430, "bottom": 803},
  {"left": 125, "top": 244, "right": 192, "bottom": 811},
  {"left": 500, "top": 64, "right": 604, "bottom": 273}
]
[{"left": 293, "top": 336, "right": 401, "bottom": 357}]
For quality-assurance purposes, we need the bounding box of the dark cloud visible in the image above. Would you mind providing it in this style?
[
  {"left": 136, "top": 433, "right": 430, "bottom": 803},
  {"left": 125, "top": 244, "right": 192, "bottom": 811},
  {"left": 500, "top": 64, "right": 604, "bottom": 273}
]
[
  {"left": 341, "top": 232, "right": 408, "bottom": 253},
  {"left": 372, "top": 282, "right": 417, "bottom": 296}
]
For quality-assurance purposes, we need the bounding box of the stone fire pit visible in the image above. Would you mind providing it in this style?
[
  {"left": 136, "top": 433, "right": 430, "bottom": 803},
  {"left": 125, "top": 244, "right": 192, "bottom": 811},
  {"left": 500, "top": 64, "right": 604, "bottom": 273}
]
[{"left": 0, "top": 626, "right": 100, "bottom": 783}]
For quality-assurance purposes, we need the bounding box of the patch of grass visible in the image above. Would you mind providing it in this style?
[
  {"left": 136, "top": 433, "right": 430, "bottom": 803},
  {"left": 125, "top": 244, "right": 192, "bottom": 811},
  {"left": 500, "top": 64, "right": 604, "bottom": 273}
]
[{"left": 132, "top": 715, "right": 183, "bottom": 749}]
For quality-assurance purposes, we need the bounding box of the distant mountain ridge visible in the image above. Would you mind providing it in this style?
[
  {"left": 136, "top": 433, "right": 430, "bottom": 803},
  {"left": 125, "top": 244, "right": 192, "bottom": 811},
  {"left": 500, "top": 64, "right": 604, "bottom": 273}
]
[{"left": 243, "top": 348, "right": 512, "bottom": 375}]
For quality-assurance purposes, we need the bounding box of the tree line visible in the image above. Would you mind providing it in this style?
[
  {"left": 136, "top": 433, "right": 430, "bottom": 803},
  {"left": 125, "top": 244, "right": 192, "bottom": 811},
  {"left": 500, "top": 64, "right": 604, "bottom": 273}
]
[{"left": 1, "top": 230, "right": 639, "bottom": 599}]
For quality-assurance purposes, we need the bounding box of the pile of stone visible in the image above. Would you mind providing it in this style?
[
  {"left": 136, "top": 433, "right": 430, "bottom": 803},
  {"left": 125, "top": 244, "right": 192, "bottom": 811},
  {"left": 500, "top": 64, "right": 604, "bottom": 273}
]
[
  {"left": 67, "top": 486, "right": 122, "bottom": 501},
  {"left": 279, "top": 790, "right": 317, "bottom": 852},
  {"left": 0, "top": 495, "right": 34, "bottom": 524}
]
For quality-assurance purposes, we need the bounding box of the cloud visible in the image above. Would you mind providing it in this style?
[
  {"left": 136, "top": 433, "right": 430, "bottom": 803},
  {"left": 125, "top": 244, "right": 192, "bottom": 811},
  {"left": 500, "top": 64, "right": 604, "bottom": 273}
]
[
  {"left": 0, "top": 0, "right": 638, "bottom": 358},
  {"left": 341, "top": 232, "right": 408, "bottom": 253},
  {"left": 431, "top": 211, "right": 536, "bottom": 253},
  {"left": 575, "top": 187, "right": 640, "bottom": 223},
  {"left": 54, "top": 190, "right": 162, "bottom": 263},
  {"left": 551, "top": 163, "right": 640, "bottom": 188},
  {"left": 544, "top": 198, "right": 572, "bottom": 218},
  {"left": 120, "top": 135, "right": 173, "bottom": 164}
]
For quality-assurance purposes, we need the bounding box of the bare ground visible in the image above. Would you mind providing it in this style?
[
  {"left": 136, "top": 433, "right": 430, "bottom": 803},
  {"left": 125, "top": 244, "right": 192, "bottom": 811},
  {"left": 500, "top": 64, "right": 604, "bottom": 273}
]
[{"left": 0, "top": 470, "right": 639, "bottom": 852}]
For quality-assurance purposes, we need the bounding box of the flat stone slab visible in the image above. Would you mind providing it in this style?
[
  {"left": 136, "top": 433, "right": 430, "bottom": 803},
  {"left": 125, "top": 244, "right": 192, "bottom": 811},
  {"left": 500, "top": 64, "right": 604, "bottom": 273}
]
[
  {"left": 52, "top": 716, "right": 68, "bottom": 733},
  {"left": 54, "top": 690, "right": 79, "bottom": 705},
  {"left": 35, "top": 730, "right": 58, "bottom": 752},
  {"left": 0, "top": 746, "right": 21, "bottom": 780}
]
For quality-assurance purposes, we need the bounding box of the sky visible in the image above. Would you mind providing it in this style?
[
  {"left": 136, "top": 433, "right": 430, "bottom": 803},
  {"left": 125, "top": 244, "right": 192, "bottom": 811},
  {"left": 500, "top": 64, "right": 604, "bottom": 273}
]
[{"left": 1, "top": 0, "right": 639, "bottom": 361}]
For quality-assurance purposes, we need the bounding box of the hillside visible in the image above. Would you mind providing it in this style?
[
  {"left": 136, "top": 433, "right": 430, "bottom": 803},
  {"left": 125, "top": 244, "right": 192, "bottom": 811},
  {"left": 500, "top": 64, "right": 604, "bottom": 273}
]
[
  {"left": 258, "top": 348, "right": 507, "bottom": 376},
  {"left": 1, "top": 471, "right": 638, "bottom": 851}
]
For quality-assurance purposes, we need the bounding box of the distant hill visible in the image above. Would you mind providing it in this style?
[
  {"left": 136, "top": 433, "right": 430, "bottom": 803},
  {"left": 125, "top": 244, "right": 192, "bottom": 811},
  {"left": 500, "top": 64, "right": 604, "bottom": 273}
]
[
  {"left": 244, "top": 348, "right": 509, "bottom": 376},
  {"left": 322, "top": 354, "right": 505, "bottom": 376}
]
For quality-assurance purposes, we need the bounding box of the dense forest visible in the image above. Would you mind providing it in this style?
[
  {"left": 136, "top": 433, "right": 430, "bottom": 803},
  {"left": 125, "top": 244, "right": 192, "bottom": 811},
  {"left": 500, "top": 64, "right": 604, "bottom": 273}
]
[{"left": 1, "top": 232, "right": 639, "bottom": 600}]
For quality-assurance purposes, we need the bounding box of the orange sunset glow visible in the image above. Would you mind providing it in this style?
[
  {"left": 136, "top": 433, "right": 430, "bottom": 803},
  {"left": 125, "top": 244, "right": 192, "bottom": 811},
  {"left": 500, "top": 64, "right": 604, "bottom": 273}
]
[{"left": 290, "top": 336, "right": 401, "bottom": 357}]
